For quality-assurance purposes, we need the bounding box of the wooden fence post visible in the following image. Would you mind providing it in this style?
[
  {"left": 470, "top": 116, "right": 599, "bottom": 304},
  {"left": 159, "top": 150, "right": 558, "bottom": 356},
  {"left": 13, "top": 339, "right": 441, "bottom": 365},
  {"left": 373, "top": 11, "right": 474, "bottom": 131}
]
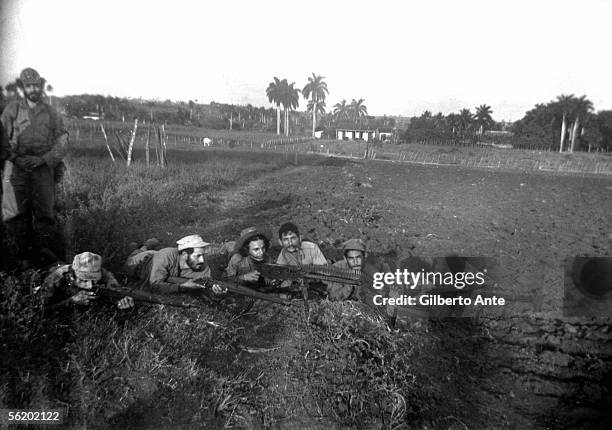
[
  {"left": 126, "top": 119, "right": 138, "bottom": 167},
  {"left": 100, "top": 123, "right": 115, "bottom": 163},
  {"left": 146, "top": 122, "right": 151, "bottom": 166}
]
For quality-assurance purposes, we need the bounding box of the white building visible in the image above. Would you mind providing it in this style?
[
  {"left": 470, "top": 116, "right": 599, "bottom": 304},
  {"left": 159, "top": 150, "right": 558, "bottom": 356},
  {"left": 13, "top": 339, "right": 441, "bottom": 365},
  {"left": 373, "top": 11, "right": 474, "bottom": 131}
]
[{"left": 336, "top": 127, "right": 394, "bottom": 142}]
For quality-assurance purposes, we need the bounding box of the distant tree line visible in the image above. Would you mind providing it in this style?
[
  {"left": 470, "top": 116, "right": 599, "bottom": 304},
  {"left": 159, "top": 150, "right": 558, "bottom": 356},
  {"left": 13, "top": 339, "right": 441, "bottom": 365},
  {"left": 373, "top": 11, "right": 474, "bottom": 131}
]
[
  {"left": 512, "top": 95, "right": 612, "bottom": 152},
  {"left": 401, "top": 96, "right": 612, "bottom": 152},
  {"left": 401, "top": 105, "right": 499, "bottom": 144},
  {"left": 2, "top": 80, "right": 610, "bottom": 152}
]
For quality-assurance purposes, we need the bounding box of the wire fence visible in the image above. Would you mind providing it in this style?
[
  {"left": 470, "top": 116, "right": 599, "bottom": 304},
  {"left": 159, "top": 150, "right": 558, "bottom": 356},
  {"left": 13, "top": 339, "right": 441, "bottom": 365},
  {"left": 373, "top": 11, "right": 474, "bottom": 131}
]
[{"left": 65, "top": 119, "right": 612, "bottom": 175}]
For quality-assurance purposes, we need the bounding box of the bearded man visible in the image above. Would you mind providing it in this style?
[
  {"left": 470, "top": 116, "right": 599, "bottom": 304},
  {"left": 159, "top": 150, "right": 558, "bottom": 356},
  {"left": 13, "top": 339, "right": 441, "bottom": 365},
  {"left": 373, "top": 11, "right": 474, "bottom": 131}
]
[
  {"left": 127, "top": 234, "right": 223, "bottom": 294},
  {"left": 1, "top": 68, "right": 68, "bottom": 268}
]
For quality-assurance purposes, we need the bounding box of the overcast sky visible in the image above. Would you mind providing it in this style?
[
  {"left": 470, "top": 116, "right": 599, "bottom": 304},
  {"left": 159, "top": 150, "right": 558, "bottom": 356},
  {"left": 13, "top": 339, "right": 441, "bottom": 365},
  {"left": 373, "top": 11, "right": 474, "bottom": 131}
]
[{"left": 1, "top": 0, "right": 611, "bottom": 121}]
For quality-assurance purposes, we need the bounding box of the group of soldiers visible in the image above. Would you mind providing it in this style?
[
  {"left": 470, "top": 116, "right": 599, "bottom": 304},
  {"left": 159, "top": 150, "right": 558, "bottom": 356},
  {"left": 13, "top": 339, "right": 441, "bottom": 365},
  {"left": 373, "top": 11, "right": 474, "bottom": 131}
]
[
  {"left": 1, "top": 67, "right": 369, "bottom": 312},
  {"left": 42, "top": 223, "right": 368, "bottom": 311}
]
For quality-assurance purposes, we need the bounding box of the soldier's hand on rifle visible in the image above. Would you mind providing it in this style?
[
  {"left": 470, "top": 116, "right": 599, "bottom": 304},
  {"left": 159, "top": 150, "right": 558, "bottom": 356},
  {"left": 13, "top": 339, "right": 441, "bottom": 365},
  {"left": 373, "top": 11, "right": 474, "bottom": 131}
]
[
  {"left": 71, "top": 290, "right": 98, "bottom": 306},
  {"left": 180, "top": 279, "right": 206, "bottom": 291},
  {"left": 280, "top": 279, "right": 293, "bottom": 289},
  {"left": 117, "top": 296, "right": 134, "bottom": 309},
  {"left": 14, "top": 156, "right": 32, "bottom": 172},
  {"left": 22, "top": 155, "right": 45, "bottom": 170},
  {"left": 210, "top": 284, "right": 228, "bottom": 295},
  {"left": 240, "top": 271, "right": 260, "bottom": 282}
]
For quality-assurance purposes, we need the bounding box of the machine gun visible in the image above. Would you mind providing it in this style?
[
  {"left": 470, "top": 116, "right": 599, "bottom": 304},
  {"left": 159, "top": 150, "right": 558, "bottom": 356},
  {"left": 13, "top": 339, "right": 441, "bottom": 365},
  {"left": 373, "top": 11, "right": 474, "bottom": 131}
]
[
  {"left": 259, "top": 263, "right": 361, "bottom": 286},
  {"left": 166, "top": 277, "right": 291, "bottom": 307},
  {"left": 258, "top": 263, "right": 362, "bottom": 310}
]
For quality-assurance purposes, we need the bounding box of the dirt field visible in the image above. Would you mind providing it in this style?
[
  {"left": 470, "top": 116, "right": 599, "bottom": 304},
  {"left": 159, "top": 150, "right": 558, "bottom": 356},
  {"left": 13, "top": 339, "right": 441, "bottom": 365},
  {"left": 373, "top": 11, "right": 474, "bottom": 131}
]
[
  {"left": 181, "top": 154, "right": 612, "bottom": 428},
  {"left": 2, "top": 149, "right": 611, "bottom": 429}
]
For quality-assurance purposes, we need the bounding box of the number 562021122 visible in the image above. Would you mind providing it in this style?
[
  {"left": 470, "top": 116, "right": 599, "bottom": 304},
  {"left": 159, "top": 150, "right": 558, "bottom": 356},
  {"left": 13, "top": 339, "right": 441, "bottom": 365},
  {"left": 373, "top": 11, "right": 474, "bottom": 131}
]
[{"left": 1, "top": 409, "right": 64, "bottom": 425}]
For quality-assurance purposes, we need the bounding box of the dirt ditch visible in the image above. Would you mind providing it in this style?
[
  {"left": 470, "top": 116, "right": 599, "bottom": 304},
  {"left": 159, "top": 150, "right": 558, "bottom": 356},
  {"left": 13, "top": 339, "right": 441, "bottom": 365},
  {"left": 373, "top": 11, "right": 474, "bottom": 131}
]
[{"left": 193, "top": 158, "right": 612, "bottom": 428}]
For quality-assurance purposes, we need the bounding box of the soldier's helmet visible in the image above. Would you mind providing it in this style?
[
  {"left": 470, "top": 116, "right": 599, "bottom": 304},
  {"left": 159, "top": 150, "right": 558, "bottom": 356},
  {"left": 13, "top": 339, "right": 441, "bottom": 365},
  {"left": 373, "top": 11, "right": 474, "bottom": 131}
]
[
  {"left": 72, "top": 252, "right": 103, "bottom": 281},
  {"left": 18, "top": 67, "right": 45, "bottom": 86}
]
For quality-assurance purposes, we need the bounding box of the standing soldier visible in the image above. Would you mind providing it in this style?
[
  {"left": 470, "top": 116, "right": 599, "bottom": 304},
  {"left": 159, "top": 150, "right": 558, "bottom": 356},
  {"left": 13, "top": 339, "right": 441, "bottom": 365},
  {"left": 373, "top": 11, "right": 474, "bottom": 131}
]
[{"left": 0, "top": 68, "right": 68, "bottom": 269}]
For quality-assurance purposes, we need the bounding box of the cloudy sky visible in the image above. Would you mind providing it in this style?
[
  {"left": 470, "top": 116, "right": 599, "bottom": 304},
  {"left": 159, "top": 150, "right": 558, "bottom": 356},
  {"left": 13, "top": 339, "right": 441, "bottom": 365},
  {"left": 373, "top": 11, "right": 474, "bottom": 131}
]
[{"left": 1, "top": 0, "right": 611, "bottom": 121}]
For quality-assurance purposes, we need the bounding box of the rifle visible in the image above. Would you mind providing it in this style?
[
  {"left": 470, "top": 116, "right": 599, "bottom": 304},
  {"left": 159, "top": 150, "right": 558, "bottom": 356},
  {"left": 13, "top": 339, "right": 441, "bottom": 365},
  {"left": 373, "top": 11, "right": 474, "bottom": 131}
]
[
  {"left": 166, "top": 277, "right": 291, "bottom": 307},
  {"left": 93, "top": 284, "right": 196, "bottom": 308}
]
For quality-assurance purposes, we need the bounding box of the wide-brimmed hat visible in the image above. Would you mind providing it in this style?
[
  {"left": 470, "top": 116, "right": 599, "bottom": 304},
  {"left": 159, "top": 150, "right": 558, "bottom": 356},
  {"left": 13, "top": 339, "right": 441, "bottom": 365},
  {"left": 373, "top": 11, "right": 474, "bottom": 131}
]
[
  {"left": 72, "top": 252, "right": 103, "bottom": 281},
  {"left": 177, "top": 235, "right": 210, "bottom": 251},
  {"left": 342, "top": 238, "right": 366, "bottom": 253},
  {"left": 18, "top": 67, "right": 45, "bottom": 85},
  {"left": 233, "top": 227, "right": 269, "bottom": 254}
]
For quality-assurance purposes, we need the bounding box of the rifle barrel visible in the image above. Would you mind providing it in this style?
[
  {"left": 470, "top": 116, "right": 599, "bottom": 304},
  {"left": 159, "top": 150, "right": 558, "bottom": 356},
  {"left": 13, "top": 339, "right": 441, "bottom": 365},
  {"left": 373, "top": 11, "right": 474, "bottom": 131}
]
[
  {"left": 96, "top": 286, "right": 194, "bottom": 308},
  {"left": 166, "top": 277, "right": 291, "bottom": 306}
]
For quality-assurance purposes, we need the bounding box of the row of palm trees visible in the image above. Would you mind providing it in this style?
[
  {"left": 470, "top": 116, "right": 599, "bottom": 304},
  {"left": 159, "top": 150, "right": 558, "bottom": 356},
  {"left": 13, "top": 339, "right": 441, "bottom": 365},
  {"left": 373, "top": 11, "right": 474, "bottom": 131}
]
[
  {"left": 449, "top": 105, "right": 495, "bottom": 135},
  {"left": 552, "top": 94, "right": 593, "bottom": 152},
  {"left": 267, "top": 74, "right": 369, "bottom": 137},
  {"left": 406, "top": 105, "right": 496, "bottom": 137},
  {"left": 513, "top": 94, "right": 595, "bottom": 152},
  {"left": 266, "top": 77, "right": 301, "bottom": 136},
  {"left": 331, "top": 99, "right": 369, "bottom": 128}
]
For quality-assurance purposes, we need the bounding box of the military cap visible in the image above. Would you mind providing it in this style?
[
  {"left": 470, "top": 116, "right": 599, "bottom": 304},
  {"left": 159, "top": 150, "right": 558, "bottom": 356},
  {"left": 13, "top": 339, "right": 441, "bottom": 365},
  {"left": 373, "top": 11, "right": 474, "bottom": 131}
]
[
  {"left": 233, "top": 227, "right": 269, "bottom": 254},
  {"left": 18, "top": 67, "right": 45, "bottom": 85},
  {"left": 72, "top": 252, "right": 103, "bottom": 281},
  {"left": 342, "top": 239, "right": 366, "bottom": 253},
  {"left": 177, "top": 235, "right": 210, "bottom": 251}
]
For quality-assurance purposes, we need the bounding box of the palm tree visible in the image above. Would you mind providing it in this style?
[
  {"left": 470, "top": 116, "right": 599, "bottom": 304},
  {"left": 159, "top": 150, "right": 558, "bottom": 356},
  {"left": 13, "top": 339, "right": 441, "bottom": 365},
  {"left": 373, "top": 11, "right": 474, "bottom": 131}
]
[
  {"left": 302, "top": 73, "right": 329, "bottom": 137},
  {"left": 280, "top": 81, "right": 300, "bottom": 136},
  {"left": 474, "top": 104, "right": 494, "bottom": 135},
  {"left": 349, "top": 98, "right": 368, "bottom": 128},
  {"left": 553, "top": 94, "right": 575, "bottom": 152},
  {"left": 307, "top": 99, "right": 326, "bottom": 132},
  {"left": 266, "top": 77, "right": 284, "bottom": 135},
  {"left": 188, "top": 100, "right": 195, "bottom": 122},
  {"left": 568, "top": 95, "right": 594, "bottom": 152},
  {"left": 458, "top": 108, "right": 474, "bottom": 137},
  {"left": 333, "top": 99, "right": 349, "bottom": 122},
  {"left": 446, "top": 113, "right": 461, "bottom": 135},
  {"left": 433, "top": 112, "right": 445, "bottom": 130}
]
